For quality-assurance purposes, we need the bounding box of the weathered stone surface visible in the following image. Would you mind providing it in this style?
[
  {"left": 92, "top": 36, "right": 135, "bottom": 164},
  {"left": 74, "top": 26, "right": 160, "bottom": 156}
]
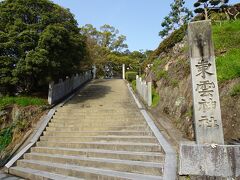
[
  {"left": 188, "top": 20, "right": 224, "bottom": 144},
  {"left": 179, "top": 143, "right": 240, "bottom": 178}
]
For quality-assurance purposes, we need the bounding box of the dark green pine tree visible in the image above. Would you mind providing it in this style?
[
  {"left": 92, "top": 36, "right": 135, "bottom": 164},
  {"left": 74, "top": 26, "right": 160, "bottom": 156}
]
[
  {"left": 0, "top": 0, "right": 87, "bottom": 94},
  {"left": 194, "top": 0, "right": 229, "bottom": 20},
  {"left": 159, "top": 0, "right": 193, "bottom": 38}
]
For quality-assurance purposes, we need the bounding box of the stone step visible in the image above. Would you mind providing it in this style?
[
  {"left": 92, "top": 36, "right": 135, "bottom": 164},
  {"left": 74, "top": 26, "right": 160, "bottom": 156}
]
[
  {"left": 50, "top": 118, "right": 145, "bottom": 123},
  {"left": 40, "top": 135, "right": 158, "bottom": 143},
  {"left": 31, "top": 147, "right": 165, "bottom": 163},
  {"left": 48, "top": 123, "right": 149, "bottom": 131},
  {"left": 53, "top": 114, "right": 144, "bottom": 121},
  {"left": 9, "top": 166, "right": 81, "bottom": 180},
  {"left": 55, "top": 111, "right": 141, "bottom": 115},
  {"left": 46, "top": 126, "right": 149, "bottom": 132},
  {"left": 16, "top": 160, "right": 163, "bottom": 180},
  {"left": 56, "top": 109, "right": 140, "bottom": 113},
  {"left": 51, "top": 117, "right": 144, "bottom": 123},
  {"left": 43, "top": 130, "right": 154, "bottom": 137},
  {"left": 36, "top": 141, "right": 162, "bottom": 152},
  {"left": 24, "top": 153, "right": 164, "bottom": 176},
  {"left": 59, "top": 105, "right": 138, "bottom": 113},
  {"left": 57, "top": 112, "right": 140, "bottom": 116},
  {"left": 62, "top": 105, "right": 137, "bottom": 108}
]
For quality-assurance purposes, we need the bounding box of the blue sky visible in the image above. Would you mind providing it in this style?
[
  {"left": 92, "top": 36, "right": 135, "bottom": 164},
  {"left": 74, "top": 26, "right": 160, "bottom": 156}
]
[{"left": 51, "top": 0, "right": 239, "bottom": 52}]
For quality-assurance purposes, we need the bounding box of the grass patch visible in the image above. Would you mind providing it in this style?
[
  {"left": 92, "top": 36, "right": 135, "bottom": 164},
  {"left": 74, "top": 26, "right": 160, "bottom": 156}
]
[
  {"left": 216, "top": 49, "right": 240, "bottom": 82},
  {"left": 213, "top": 20, "right": 240, "bottom": 51},
  {"left": 0, "top": 126, "right": 13, "bottom": 151},
  {"left": 230, "top": 83, "right": 240, "bottom": 96},
  {"left": 213, "top": 20, "right": 240, "bottom": 82},
  {"left": 0, "top": 96, "right": 46, "bottom": 109},
  {"left": 152, "top": 88, "right": 160, "bottom": 107}
]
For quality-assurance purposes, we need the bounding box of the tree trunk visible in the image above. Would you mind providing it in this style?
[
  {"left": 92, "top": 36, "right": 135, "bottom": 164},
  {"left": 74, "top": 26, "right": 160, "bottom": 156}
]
[
  {"left": 204, "top": 8, "right": 208, "bottom": 20},
  {"left": 224, "top": 11, "right": 230, "bottom": 20}
]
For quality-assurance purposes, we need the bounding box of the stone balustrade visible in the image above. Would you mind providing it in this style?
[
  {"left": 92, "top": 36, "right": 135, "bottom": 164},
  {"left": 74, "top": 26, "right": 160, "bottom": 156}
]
[
  {"left": 48, "top": 70, "right": 92, "bottom": 105},
  {"left": 136, "top": 75, "right": 152, "bottom": 106}
]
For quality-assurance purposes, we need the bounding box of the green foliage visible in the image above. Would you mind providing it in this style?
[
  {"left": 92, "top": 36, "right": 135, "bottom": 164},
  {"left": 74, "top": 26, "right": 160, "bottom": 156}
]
[
  {"left": 152, "top": 88, "right": 160, "bottom": 107},
  {"left": 211, "top": 12, "right": 228, "bottom": 22},
  {"left": 151, "top": 58, "right": 169, "bottom": 80},
  {"left": 159, "top": 0, "right": 193, "bottom": 38},
  {"left": 193, "top": 0, "right": 229, "bottom": 20},
  {"left": 0, "top": 126, "right": 13, "bottom": 151},
  {"left": 152, "top": 58, "right": 165, "bottom": 72},
  {"left": 155, "top": 25, "right": 187, "bottom": 55},
  {"left": 0, "top": 0, "right": 87, "bottom": 94},
  {"left": 230, "top": 83, "right": 240, "bottom": 96},
  {"left": 156, "top": 70, "right": 168, "bottom": 80},
  {"left": 131, "top": 80, "right": 136, "bottom": 92},
  {"left": 80, "top": 24, "right": 129, "bottom": 76},
  {"left": 125, "top": 71, "right": 137, "bottom": 82},
  {"left": 0, "top": 96, "right": 46, "bottom": 109},
  {"left": 100, "top": 24, "right": 128, "bottom": 51},
  {"left": 213, "top": 20, "right": 240, "bottom": 82},
  {"left": 129, "top": 51, "right": 147, "bottom": 64}
]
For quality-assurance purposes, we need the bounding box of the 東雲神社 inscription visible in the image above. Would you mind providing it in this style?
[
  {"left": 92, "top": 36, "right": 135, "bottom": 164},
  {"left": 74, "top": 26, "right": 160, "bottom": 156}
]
[{"left": 188, "top": 20, "right": 224, "bottom": 144}]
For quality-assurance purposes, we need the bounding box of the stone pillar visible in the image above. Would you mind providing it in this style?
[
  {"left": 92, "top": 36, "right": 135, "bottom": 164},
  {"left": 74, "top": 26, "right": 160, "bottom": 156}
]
[
  {"left": 142, "top": 80, "right": 145, "bottom": 99},
  {"left": 122, "top": 64, "right": 125, "bottom": 79},
  {"left": 92, "top": 65, "right": 97, "bottom": 79},
  {"left": 178, "top": 20, "right": 238, "bottom": 178},
  {"left": 144, "top": 82, "right": 148, "bottom": 103},
  {"left": 139, "top": 77, "right": 142, "bottom": 96},
  {"left": 188, "top": 20, "right": 224, "bottom": 145},
  {"left": 147, "top": 82, "right": 152, "bottom": 107},
  {"left": 136, "top": 75, "right": 139, "bottom": 92},
  {"left": 48, "top": 82, "right": 54, "bottom": 105}
]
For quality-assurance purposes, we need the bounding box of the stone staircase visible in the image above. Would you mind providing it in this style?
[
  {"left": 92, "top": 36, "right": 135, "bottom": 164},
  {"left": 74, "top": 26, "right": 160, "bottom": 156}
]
[{"left": 9, "top": 80, "right": 165, "bottom": 179}]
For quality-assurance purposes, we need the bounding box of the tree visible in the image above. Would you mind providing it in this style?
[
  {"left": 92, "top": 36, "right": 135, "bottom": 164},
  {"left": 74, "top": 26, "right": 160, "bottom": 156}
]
[
  {"left": 80, "top": 24, "right": 129, "bottom": 77},
  {"left": 99, "top": 24, "right": 128, "bottom": 52},
  {"left": 0, "top": 0, "right": 87, "bottom": 93},
  {"left": 159, "top": 0, "right": 193, "bottom": 38},
  {"left": 194, "top": 0, "right": 229, "bottom": 20}
]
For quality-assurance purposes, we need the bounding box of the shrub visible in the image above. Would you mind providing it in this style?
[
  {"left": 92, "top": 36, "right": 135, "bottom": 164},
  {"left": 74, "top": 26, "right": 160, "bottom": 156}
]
[
  {"left": 0, "top": 96, "right": 47, "bottom": 109},
  {"left": 152, "top": 88, "right": 160, "bottom": 107},
  {"left": 156, "top": 70, "right": 168, "bottom": 80},
  {"left": 131, "top": 80, "right": 136, "bottom": 92},
  {"left": 126, "top": 71, "right": 137, "bottom": 82}
]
